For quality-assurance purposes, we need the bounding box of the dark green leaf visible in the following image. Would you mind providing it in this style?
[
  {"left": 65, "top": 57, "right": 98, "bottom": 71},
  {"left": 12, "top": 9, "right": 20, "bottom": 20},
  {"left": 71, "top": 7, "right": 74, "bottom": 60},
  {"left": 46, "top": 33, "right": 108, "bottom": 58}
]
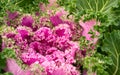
[
  {"left": 76, "top": 0, "right": 118, "bottom": 13},
  {"left": 102, "top": 30, "right": 120, "bottom": 75}
]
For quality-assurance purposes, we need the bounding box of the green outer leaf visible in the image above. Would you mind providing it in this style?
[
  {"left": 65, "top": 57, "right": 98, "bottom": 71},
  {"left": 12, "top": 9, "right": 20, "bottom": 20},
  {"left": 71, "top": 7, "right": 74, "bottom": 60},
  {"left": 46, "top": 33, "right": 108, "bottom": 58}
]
[
  {"left": 102, "top": 30, "right": 120, "bottom": 75},
  {"left": 0, "top": 57, "right": 6, "bottom": 70},
  {"left": 0, "top": 72, "right": 13, "bottom": 75},
  {"left": 76, "top": 0, "right": 118, "bottom": 13}
]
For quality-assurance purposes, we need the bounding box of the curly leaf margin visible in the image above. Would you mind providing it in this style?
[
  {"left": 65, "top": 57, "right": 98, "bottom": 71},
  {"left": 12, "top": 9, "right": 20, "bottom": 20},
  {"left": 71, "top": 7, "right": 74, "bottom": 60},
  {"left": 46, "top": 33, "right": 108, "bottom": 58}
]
[{"left": 102, "top": 30, "right": 120, "bottom": 75}]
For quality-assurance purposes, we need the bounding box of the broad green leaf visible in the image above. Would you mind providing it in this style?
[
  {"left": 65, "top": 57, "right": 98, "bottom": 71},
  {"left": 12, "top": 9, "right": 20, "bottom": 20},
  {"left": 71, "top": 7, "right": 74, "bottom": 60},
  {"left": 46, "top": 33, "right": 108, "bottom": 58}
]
[
  {"left": 102, "top": 30, "right": 120, "bottom": 75},
  {"left": 0, "top": 57, "right": 6, "bottom": 70},
  {"left": 76, "top": 0, "right": 118, "bottom": 13},
  {"left": 0, "top": 72, "right": 13, "bottom": 75},
  {"left": 75, "top": 0, "right": 119, "bottom": 22}
]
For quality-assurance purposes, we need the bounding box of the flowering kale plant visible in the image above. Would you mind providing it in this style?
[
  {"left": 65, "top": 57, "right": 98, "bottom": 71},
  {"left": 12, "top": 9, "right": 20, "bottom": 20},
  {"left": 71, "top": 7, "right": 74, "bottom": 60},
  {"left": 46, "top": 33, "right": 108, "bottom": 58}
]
[{"left": 0, "top": 0, "right": 120, "bottom": 75}]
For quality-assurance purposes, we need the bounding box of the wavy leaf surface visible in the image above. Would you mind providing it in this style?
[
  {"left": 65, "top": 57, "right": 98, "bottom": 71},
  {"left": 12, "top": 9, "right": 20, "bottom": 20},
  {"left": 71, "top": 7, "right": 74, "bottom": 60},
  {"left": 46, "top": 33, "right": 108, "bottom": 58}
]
[
  {"left": 102, "top": 30, "right": 120, "bottom": 75},
  {"left": 76, "top": 0, "right": 118, "bottom": 13}
]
